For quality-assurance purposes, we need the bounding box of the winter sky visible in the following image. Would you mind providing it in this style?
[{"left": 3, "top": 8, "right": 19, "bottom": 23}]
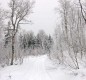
[{"left": 0, "top": 0, "right": 59, "bottom": 35}]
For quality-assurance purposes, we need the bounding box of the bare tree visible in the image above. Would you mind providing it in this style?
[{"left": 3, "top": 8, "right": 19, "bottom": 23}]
[{"left": 8, "top": 0, "right": 35, "bottom": 65}]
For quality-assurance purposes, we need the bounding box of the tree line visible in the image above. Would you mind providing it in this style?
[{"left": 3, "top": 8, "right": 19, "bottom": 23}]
[
  {"left": 19, "top": 30, "right": 53, "bottom": 55},
  {"left": 53, "top": 0, "right": 86, "bottom": 69}
]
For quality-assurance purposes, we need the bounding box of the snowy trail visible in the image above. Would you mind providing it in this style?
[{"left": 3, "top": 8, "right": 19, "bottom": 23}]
[
  {"left": 0, "top": 55, "right": 54, "bottom": 80},
  {"left": 24, "top": 55, "right": 52, "bottom": 80},
  {"left": 0, "top": 55, "right": 86, "bottom": 80}
]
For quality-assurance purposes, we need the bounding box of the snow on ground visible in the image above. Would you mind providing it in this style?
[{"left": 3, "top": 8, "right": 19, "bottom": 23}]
[{"left": 0, "top": 55, "right": 86, "bottom": 80}]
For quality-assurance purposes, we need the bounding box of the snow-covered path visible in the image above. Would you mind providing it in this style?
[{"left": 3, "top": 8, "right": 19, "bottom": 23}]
[
  {"left": 24, "top": 55, "right": 52, "bottom": 80},
  {"left": 0, "top": 55, "right": 86, "bottom": 80},
  {"left": 0, "top": 55, "right": 53, "bottom": 80}
]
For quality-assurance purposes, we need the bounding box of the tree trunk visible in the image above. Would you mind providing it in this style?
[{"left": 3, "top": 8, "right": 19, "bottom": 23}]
[{"left": 10, "top": 36, "right": 15, "bottom": 65}]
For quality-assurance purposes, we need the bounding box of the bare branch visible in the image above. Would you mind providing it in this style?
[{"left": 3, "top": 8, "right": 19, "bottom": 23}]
[{"left": 79, "top": 0, "right": 86, "bottom": 23}]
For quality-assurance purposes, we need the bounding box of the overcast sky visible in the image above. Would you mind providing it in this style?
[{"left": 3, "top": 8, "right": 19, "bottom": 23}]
[{"left": 0, "top": 0, "right": 58, "bottom": 35}]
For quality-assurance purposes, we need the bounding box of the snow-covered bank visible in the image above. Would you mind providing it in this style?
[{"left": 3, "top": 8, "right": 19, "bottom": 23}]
[{"left": 0, "top": 55, "right": 86, "bottom": 80}]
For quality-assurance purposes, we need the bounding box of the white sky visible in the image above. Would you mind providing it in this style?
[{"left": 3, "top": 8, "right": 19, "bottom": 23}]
[{"left": 0, "top": 0, "right": 59, "bottom": 35}]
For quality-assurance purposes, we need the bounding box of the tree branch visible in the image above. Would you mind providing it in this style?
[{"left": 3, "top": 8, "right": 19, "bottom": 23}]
[{"left": 79, "top": 0, "right": 86, "bottom": 23}]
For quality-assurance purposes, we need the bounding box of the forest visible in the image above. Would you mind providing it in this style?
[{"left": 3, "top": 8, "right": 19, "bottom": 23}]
[{"left": 0, "top": 0, "right": 86, "bottom": 80}]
